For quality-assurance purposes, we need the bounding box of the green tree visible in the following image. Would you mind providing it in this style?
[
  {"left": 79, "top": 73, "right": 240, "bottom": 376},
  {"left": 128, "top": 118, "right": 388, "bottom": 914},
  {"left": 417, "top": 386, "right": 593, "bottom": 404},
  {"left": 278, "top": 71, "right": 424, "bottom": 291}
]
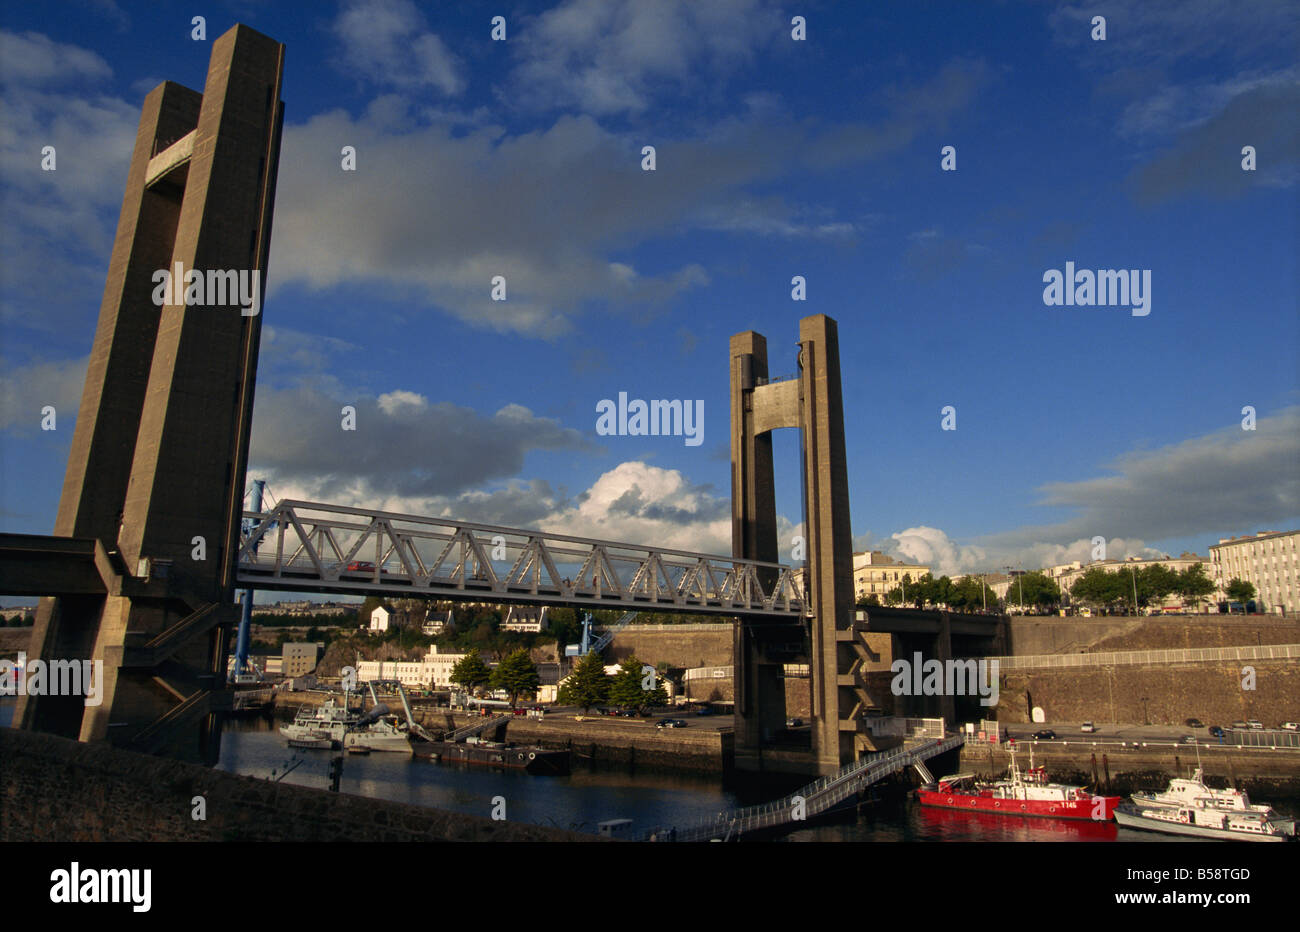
[
  {"left": 1002, "top": 572, "right": 1060, "bottom": 612},
  {"left": 1067, "top": 567, "right": 1127, "bottom": 612},
  {"left": 449, "top": 648, "right": 492, "bottom": 692},
  {"left": 1138, "top": 564, "right": 1180, "bottom": 607},
  {"left": 1176, "top": 563, "right": 1216, "bottom": 612},
  {"left": 948, "top": 575, "right": 996, "bottom": 612},
  {"left": 1225, "top": 578, "right": 1256, "bottom": 603},
  {"left": 558, "top": 650, "right": 609, "bottom": 712},
  {"left": 608, "top": 654, "right": 659, "bottom": 709},
  {"left": 358, "top": 596, "right": 384, "bottom": 625},
  {"left": 932, "top": 575, "right": 955, "bottom": 608},
  {"left": 490, "top": 648, "right": 540, "bottom": 707}
]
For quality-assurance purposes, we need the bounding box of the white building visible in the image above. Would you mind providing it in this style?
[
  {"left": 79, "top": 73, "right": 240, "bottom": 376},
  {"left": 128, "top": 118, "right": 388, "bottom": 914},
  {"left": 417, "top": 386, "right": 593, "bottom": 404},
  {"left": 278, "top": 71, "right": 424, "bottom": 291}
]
[
  {"left": 503, "top": 605, "right": 550, "bottom": 633},
  {"left": 369, "top": 604, "right": 394, "bottom": 633},
  {"left": 1210, "top": 530, "right": 1299, "bottom": 613},
  {"left": 422, "top": 609, "right": 455, "bottom": 636},
  {"left": 356, "top": 645, "right": 468, "bottom": 689},
  {"left": 850, "top": 551, "right": 931, "bottom": 604}
]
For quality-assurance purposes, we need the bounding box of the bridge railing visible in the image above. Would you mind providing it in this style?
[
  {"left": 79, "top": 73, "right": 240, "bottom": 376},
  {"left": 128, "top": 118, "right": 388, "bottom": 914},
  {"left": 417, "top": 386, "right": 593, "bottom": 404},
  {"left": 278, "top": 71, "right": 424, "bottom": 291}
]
[
  {"left": 236, "top": 500, "right": 807, "bottom": 617},
  {"left": 654, "top": 734, "right": 965, "bottom": 841},
  {"left": 992, "top": 643, "right": 1300, "bottom": 671}
]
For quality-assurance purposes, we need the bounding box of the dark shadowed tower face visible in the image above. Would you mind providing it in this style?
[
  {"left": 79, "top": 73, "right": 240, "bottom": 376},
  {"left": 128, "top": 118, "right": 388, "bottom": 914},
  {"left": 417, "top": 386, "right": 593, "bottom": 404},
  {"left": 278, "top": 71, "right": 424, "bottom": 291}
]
[
  {"left": 16, "top": 25, "right": 285, "bottom": 763},
  {"left": 730, "top": 314, "right": 866, "bottom": 776}
]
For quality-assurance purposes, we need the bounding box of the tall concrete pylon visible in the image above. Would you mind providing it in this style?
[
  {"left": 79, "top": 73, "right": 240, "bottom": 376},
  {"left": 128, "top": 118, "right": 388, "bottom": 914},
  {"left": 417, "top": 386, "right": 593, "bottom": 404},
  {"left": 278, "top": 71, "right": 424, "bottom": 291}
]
[
  {"left": 16, "top": 25, "right": 285, "bottom": 763},
  {"left": 730, "top": 314, "right": 865, "bottom": 775}
]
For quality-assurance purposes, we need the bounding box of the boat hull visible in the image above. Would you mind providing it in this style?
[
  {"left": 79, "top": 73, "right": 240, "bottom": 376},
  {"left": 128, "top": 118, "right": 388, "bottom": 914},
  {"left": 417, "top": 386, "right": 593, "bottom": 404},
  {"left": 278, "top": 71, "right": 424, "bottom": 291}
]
[
  {"left": 917, "top": 788, "right": 1120, "bottom": 821},
  {"left": 410, "top": 739, "right": 571, "bottom": 775},
  {"left": 342, "top": 732, "right": 412, "bottom": 753},
  {"left": 286, "top": 736, "right": 334, "bottom": 750},
  {"left": 1115, "top": 805, "right": 1293, "bottom": 842}
]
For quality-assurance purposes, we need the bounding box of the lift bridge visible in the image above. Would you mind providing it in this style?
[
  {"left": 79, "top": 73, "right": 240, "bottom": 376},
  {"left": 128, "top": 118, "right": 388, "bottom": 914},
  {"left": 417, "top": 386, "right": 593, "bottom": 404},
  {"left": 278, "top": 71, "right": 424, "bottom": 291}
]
[
  {"left": 5, "top": 26, "right": 919, "bottom": 775},
  {"left": 236, "top": 499, "right": 807, "bottom": 618}
]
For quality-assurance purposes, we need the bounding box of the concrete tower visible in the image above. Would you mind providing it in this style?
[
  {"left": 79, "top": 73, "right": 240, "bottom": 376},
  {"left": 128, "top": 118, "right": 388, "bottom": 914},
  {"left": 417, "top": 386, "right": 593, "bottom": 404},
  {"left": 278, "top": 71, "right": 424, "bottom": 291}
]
[
  {"left": 730, "top": 314, "right": 866, "bottom": 775},
  {"left": 15, "top": 25, "right": 285, "bottom": 763}
]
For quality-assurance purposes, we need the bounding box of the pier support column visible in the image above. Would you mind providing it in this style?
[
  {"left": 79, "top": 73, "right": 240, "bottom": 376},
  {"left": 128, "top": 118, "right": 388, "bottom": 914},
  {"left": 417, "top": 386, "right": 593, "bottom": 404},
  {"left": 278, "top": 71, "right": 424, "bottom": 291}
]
[{"left": 730, "top": 315, "right": 862, "bottom": 775}]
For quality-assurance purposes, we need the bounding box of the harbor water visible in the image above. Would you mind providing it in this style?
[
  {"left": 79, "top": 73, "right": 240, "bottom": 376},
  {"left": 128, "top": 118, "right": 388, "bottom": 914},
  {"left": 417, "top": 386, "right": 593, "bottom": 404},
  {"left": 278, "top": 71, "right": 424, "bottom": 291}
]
[{"left": 6, "top": 700, "right": 1292, "bottom": 841}]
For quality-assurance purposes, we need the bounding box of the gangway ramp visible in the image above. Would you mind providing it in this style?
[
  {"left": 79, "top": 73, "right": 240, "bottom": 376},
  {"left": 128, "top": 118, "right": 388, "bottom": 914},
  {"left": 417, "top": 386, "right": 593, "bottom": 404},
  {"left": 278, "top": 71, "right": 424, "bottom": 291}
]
[
  {"left": 649, "top": 734, "right": 965, "bottom": 841},
  {"left": 447, "top": 714, "right": 512, "bottom": 743}
]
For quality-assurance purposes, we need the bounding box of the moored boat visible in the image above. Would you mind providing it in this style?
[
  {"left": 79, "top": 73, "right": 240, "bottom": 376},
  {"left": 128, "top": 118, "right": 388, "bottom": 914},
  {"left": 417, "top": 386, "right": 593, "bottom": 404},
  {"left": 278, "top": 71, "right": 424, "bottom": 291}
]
[
  {"left": 1115, "top": 768, "right": 1296, "bottom": 842},
  {"left": 410, "top": 736, "right": 571, "bottom": 775},
  {"left": 918, "top": 746, "right": 1120, "bottom": 821},
  {"left": 279, "top": 696, "right": 362, "bottom": 748}
]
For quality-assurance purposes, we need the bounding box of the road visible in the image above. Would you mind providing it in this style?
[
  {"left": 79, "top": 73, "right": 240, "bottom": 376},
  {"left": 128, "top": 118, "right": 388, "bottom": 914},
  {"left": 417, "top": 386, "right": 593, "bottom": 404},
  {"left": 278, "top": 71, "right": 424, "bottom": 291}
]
[{"left": 1000, "top": 721, "right": 1298, "bottom": 748}]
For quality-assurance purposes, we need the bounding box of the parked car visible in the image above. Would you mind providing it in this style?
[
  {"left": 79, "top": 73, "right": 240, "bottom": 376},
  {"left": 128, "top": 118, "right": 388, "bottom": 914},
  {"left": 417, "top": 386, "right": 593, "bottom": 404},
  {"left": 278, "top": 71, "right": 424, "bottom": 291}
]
[
  {"left": 1281, "top": 722, "right": 1299, "bottom": 731},
  {"left": 1181, "top": 735, "right": 1198, "bottom": 744},
  {"left": 695, "top": 707, "right": 713, "bottom": 716},
  {"left": 1208, "top": 725, "right": 1225, "bottom": 738},
  {"left": 1031, "top": 729, "right": 1056, "bottom": 740},
  {"left": 1080, "top": 722, "right": 1096, "bottom": 733},
  {"left": 785, "top": 717, "right": 804, "bottom": 728},
  {"left": 1247, "top": 720, "right": 1264, "bottom": 730},
  {"left": 617, "top": 709, "right": 637, "bottom": 718},
  {"left": 1229, "top": 721, "right": 1248, "bottom": 729},
  {"left": 1184, "top": 718, "right": 1204, "bottom": 728},
  {"left": 656, "top": 719, "right": 687, "bottom": 729}
]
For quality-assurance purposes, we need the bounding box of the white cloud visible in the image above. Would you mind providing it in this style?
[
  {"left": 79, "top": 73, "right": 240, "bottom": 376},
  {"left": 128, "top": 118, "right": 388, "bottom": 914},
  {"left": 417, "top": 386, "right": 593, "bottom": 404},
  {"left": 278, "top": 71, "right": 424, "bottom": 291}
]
[
  {"left": 377, "top": 389, "right": 428, "bottom": 415},
  {"left": 269, "top": 58, "right": 986, "bottom": 338},
  {"left": 507, "top": 0, "right": 784, "bottom": 116},
  {"left": 0, "top": 31, "right": 137, "bottom": 342},
  {"left": 0, "top": 31, "right": 111, "bottom": 85},
  {"left": 0, "top": 356, "right": 86, "bottom": 433},
  {"left": 332, "top": 0, "right": 464, "bottom": 95},
  {"left": 249, "top": 383, "right": 592, "bottom": 500}
]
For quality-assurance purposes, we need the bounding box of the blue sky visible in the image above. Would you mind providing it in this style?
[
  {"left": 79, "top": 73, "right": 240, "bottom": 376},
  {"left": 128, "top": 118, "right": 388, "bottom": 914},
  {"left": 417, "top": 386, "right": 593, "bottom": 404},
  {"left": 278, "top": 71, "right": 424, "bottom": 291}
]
[{"left": 1, "top": 0, "right": 1297, "bottom": 587}]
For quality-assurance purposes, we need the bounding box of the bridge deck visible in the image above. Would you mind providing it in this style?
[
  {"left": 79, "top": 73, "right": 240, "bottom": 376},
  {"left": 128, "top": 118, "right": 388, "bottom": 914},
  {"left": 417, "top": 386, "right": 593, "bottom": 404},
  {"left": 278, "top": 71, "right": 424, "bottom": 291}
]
[{"left": 237, "top": 500, "right": 808, "bottom": 618}]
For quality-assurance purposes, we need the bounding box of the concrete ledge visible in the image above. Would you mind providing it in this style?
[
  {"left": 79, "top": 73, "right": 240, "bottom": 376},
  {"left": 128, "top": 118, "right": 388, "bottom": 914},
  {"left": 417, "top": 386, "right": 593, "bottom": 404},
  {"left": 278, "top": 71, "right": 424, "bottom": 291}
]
[{"left": 0, "top": 728, "right": 599, "bottom": 842}]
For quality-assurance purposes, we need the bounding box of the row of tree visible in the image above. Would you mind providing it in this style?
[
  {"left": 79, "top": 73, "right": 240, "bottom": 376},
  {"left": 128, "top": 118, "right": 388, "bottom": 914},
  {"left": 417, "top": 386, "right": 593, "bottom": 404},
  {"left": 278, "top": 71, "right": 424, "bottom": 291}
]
[
  {"left": 3, "top": 615, "right": 34, "bottom": 627},
  {"left": 447, "top": 647, "right": 539, "bottom": 707},
  {"left": 871, "top": 563, "right": 1245, "bottom": 614},
  {"left": 878, "top": 573, "right": 1018, "bottom": 612},
  {"left": 448, "top": 647, "right": 670, "bottom": 712},
  {"left": 557, "top": 652, "right": 670, "bottom": 713},
  {"left": 1066, "top": 563, "right": 1222, "bottom": 612}
]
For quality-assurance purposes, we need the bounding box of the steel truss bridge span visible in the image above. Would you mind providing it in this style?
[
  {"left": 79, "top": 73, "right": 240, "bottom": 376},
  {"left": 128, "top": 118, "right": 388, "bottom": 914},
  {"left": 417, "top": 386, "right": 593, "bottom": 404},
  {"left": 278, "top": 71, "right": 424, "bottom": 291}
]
[{"left": 236, "top": 500, "right": 807, "bottom": 618}]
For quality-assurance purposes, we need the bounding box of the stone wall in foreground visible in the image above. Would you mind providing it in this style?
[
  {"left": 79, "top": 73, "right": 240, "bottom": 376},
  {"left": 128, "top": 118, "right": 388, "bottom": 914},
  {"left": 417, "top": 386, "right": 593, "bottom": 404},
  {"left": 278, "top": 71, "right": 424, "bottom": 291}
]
[{"left": 0, "top": 728, "right": 597, "bottom": 842}]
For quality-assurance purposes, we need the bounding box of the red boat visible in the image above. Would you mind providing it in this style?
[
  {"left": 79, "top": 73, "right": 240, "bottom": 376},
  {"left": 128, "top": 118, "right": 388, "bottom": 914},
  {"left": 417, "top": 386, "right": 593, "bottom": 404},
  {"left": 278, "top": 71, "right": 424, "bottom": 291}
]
[{"left": 917, "top": 745, "right": 1120, "bottom": 821}]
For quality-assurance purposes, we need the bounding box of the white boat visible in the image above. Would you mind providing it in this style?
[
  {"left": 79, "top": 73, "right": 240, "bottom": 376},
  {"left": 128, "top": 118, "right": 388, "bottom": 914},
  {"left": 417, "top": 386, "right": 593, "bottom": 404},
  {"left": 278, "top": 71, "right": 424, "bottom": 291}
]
[
  {"left": 1115, "top": 767, "right": 1296, "bottom": 842},
  {"left": 342, "top": 715, "right": 413, "bottom": 753},
  {"left": 279, "top": 696, "right": 361, "bottom": 748},
  {"left": 339, "top": 680, "right": 426, "bottom": 753}
]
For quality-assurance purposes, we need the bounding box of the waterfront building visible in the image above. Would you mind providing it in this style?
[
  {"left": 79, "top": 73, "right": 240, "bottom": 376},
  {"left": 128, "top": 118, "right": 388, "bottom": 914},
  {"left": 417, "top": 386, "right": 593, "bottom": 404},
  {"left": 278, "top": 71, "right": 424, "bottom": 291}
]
[
  {"left": 356, "top": 645, "right": 469, "bottom": 689},
  {"left": 1209, "top": 530, "right": 1299, "bottom": 613}
]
